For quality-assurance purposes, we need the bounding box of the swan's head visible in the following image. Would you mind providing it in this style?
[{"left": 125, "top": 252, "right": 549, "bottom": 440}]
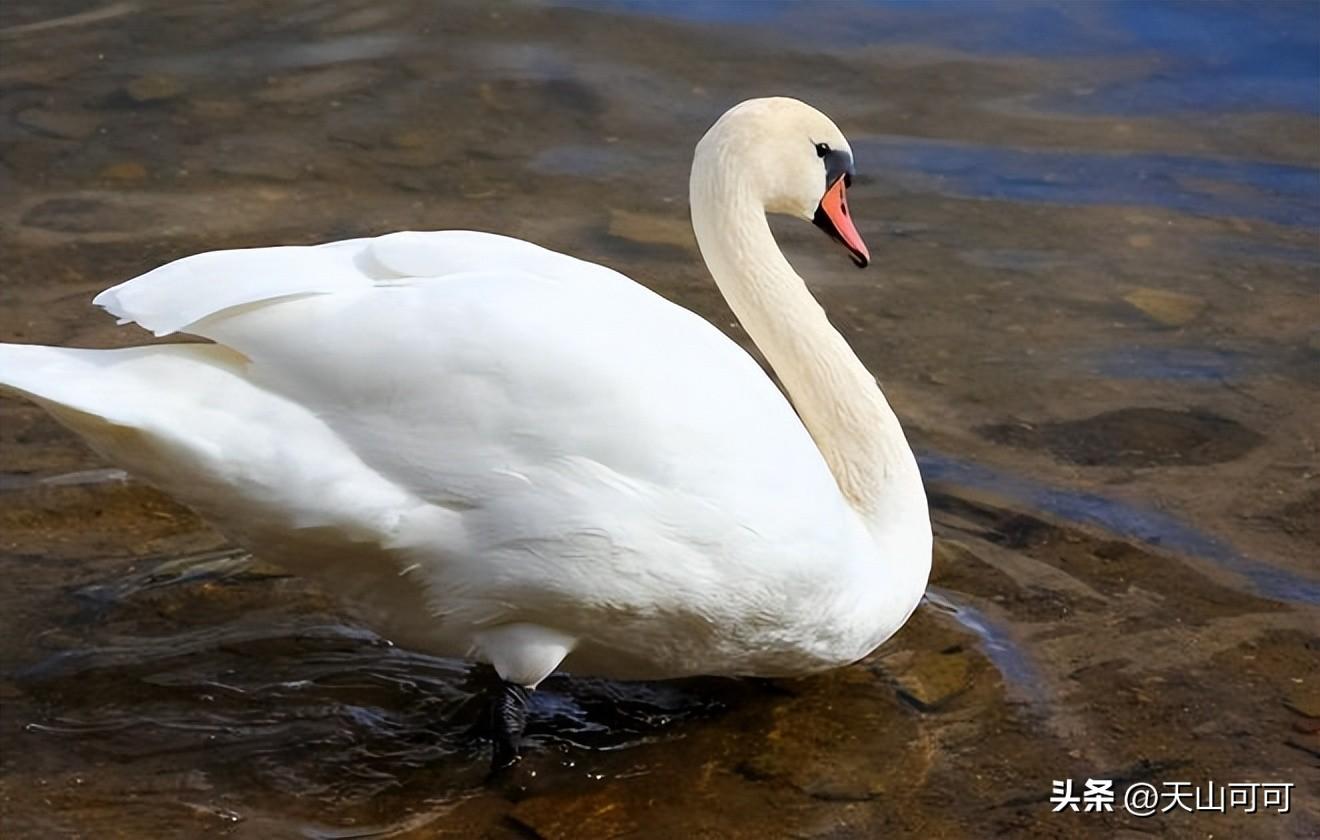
[{"left": 696, "top": 97, "right": 870, "bottom": 268}]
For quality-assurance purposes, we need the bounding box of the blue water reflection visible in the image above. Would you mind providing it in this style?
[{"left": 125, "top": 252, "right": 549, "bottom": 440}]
[
  {"left": 565, "top": 0, "right": 1320, "bottom": 115},
  {"left": 858, "top": 135, "right": 1320, "bottom": 227},
  {"left": 1086, "top": 346, "right": 1253, "bottom": 382},
  {"left": 920, "top": 451, "right": 1320, "bottom": 605}
]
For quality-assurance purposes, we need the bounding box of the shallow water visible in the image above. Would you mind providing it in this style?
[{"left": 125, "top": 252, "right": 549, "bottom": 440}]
[{"left": 1, "top": 1, "right": 1317, "bottom": 837}]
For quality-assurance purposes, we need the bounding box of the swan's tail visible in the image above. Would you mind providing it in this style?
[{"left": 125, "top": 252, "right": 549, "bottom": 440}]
[
  {"left": 0, "top": 342, "right": 242, "bottom": 423},
  {"left": 0, "top": 342, "right": 424, "bottom": 547},
  {"left": 0, "top": 342, "right": 253, "bottom": 474},
  {"left": 2, "top": 334, "right": 466, "bottom": 614}
]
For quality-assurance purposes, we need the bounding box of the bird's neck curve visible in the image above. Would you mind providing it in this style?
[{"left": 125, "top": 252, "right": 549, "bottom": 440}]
[{"left": 688, "top": 136, "right": 927, "bottom": 537}]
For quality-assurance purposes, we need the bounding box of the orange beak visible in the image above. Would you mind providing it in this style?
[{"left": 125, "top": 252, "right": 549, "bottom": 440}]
[{"left": 814, "top": 176, "right": 870, "bottom": 268}]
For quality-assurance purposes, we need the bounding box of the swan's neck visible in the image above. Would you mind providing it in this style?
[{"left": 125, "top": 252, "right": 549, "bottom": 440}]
[{"left": 690, "top": 153, "right": 925, "bottom": 531}]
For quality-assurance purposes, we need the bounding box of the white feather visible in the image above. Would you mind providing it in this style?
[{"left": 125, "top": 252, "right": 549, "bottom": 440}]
[{"left": 1, "top": 98, "right": 932, "bottom": 686}]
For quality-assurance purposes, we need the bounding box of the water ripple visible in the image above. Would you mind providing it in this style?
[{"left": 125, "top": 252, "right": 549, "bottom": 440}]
[{"left": 920, "top": 450, "right": 1320, "bottom": 605}]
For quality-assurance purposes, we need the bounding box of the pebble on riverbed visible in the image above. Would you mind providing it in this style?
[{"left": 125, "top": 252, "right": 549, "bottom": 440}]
[
  {"left": 608, "top": 208, "right": 696, "bottom": 250},
  {"left": 124, "top": 75, "right": 186, "bottom": 103},
  {"left": 1122, "top": 287, "right": 1206, "bottom": 327},
  {"left": 1283, "top": 680, "right": 1320, "bottom": 719},
  {"left": 889, "top": 648, "right": 973, "bottom": 712},
  {"left": 98, "top": 162, "right": 148, "bottom": 182},
  {"left": 979, "top": 407, "right": 1264, "bottom": 467}
]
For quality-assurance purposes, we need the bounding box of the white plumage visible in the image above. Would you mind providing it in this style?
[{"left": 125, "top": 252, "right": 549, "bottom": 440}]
[{"left": 0, "top": 98, "right": 931, "bottom": 694}]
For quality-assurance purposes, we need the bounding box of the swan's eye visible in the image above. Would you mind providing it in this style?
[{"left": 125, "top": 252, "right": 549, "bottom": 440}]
[{"left": 815, "top": 142, "right": 831, "bottom": 158}]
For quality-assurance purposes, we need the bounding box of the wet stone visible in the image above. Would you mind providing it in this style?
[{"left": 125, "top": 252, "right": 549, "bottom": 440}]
[
  {"left": 256, "top": 66, "right": 385, "bottom": 103},
  {"left": 98, "top": 162, "right": 148, "bottom": 181},
  {"left": 1276, "top": 488, "right": 1320, "bottom": 542},
  {"left": 1283, "top": 680, "right": 1320, "bottom": 719},
  {"left": 188, "top": 98, "right": 247, "bottom": 120},
  {"left": 509, "top": 788, "right": 641, "bottom": 840},
  {"left": 1123, "top": 287, "right": 1206, "bottom": 327},
  {"left": 889, "top": 649, "right": 972, "bottom": 711},
  {"left": 388, "top": 129, "right": 428, "bottom": 149},
  {"left": 979, "top": 407, "right": 1265, "bottom": 467},
  {"left": 608, "top": 208, "right": 695, "bottom": 250},
  {"left": 738, "top": 668, "right": 928, "bottom": 802}
]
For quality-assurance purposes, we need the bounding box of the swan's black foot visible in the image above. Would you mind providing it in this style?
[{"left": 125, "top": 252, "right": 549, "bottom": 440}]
[{"left": 488, "top": 681, "right": 531, "bottom": 775}]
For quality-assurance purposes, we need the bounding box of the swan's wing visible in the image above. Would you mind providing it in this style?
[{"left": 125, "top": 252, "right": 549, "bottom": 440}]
[
  {"left": 168, "top": 257, "right": 865, "bottom": 628},
  {"left": 93, "top": 231, "right": 624, "bottom": 337},
  {"left": 197, "top": 265, "right": 842, "bottom": 525},
  {"left": 91, "top": 226, "right": 833, "bottom": 541},
  {"left": 72, "top": 233, "right": 872, "bottom": 675},
  {"left": 93, "top": 237, "right": 376, "bottom": 337}
]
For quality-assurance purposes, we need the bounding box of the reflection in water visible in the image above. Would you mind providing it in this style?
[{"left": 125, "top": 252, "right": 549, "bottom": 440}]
[
  {"left": 923, "top": 586, "right": 1046, "bottom": 707},
  {"left": 567, "top": 0, "right": 1320, "bottom": 115},
  {"left": 527, "top": 144, "right": 647, "bottom": 178},
  {"left": 921, "top": 451, "right": 1320, "bottom": 605},
  {"left": 0, "top": 467, "right": 129, "bottom": 492},
  {"left": 17, "top": 548, "right": 739, "bottom": 812},
  {"left": 1085, "top": 345, "right": 1251, "bottom": 382},
  {"left": 68, "top": 548, "right": 260, "bottom": 608},
  {"left": 860, "top": 135, "right": 1320, "bottom": 227}
]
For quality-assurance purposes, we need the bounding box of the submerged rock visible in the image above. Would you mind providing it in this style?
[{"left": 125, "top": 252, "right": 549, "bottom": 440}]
[
  {"left": 979, "top": 407, "right": 1264, "bottom": 467},
  {"left": 257, "top": 66, "right": 385, "bottom": 103},
  {"left": 1122, "top": 287, "right": 1206, "bottom": 327},
  {"left": 98, "top": 161, "right": 148, "bottom": 181},
  {"left": 890, "top": 649, "right": 973, "bottom": 712},
  {"left": 125, "top": 74, "right": 186, "bottom": 103},
  {"left": 608, "top": 208, "right": 695, "bottom": 250},
  {"left": 1284, "top": 680, "right": 1320, "bottom": 719},
  {"left": 737, "top": 667, "right": 929, "bottom": 802}
]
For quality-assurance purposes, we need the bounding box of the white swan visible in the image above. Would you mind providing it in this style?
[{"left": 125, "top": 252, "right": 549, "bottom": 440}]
[{"left": 0, "top": 98, "right": 930, "bottom": 768}]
